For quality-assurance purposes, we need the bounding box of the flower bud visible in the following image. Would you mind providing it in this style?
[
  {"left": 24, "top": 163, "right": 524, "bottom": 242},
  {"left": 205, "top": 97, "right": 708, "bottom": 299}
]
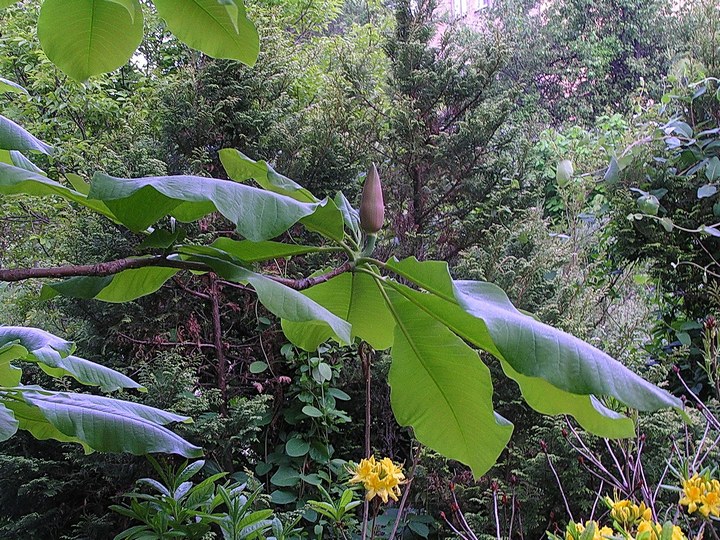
[
  {"left": 637, "top": 194, "right": 660, "bottom": 216},
  {"left": 360, "top": 163, "right": 385, "bottom": 234},
  {"left": 556, "top": 160, "right": 574, "bottom": 187}
]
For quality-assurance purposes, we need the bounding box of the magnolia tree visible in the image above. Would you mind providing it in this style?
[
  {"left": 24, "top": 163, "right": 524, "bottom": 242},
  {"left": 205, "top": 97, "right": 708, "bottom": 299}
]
[{"left": 0, "top": 0, "right": 685, "bottom": 473}]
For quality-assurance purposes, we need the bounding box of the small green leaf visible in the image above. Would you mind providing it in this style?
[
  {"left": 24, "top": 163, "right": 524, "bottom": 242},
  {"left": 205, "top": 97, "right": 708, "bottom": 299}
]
[
  {"left": 249, "top": 361, "right": 268, "bottom": 374},
  {"left": 270, "top": 466, "right": 301, "bottom": 487},
  {"left": 152, "top": 0, "right": 259, "bottom": 66},
  {"left": 706, "top": 157, "right": 720, "bottom": 181},
  {"left": 302, "top": 405, "right": 323, "bottom": 417},
  {"left": 285, "top": 437, "right": 310, "bottom": 457},
  {"left": 270, "top": 490, "right": 297, "bottom": 504},
  {"left": 38, "top": 0, "right": 144, "bottom": 81},
  {"left": 698, "top": 184, "right": 717, "bottom": 199},
  {"left": 210, "top": 238, "right": 320, "bottom": 263},
  {"left": 603, "top": 156, "right": 620, "bottom": 184}
]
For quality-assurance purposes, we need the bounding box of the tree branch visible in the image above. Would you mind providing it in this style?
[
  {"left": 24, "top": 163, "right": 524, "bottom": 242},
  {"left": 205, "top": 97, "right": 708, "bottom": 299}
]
[{"left": 0, "top": 256, "right": 209, "bottom": 282}]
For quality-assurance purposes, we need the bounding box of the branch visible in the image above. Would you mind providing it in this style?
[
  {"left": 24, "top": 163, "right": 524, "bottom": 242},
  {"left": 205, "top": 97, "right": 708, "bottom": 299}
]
[
  {"left": 268, "top": 261, "right": 352, "bottom": 290},
  {"left": 0, "top": 256, "right": 209, "bottom": 282}
]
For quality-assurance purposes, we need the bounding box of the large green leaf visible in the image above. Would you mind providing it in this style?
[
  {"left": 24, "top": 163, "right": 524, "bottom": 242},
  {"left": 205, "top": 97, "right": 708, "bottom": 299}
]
[
  {"left": 177, "top": 249, "right": 352, "bottom": 345},
  {"left": 0, "top": 326, "right": 75, "bottom": 362},
  {"left": 0, "top": 114, "right": 53, "bottom": 154},
  {"left": 37, "top": 0, "right": 144, "bottom": 81},
  {"left": 0, "top": 163, "right": 115, "bottom": 219},
  {"left": 383, "top": 258, "right": 681, "bottom": 433},
  {"left": 152, "top": 0, "right": 259, "bottom": 66},
  {"left": 0, "top": 76, "right": 28, "bottom": 95},
  {"left": 32, "top": 355, "right": 144, "bottom": 393},
  {"left": 41, "top": 265, "right": 179, "bottom": 303},
  {"left": 88, "top": 172, "right": 325, "bottom": 241},
  {"left": 387, "top": 292, "right": 513, "bottom": 477},
  {"left": 0, "top": 326, "right": 143, "bottom": 392},
  {"left": 209, "top": 238, "right": 322, "bottom": 263},
  {"left": 0, "top": 403, "right": 18, "bottom": 442},
  {"left": 19, "top": 389, "right": 203, "bottom": 457},
  {"left": 219, "top": 149, "right": 317, "bottom": 203},
  {"left": 281, "top": 271, "right": 394, "bottom": 351},
  {"left": 4, "top": 396, "right": 90, "bottom": 450},
  {"left": 454, "top": 280, "right": 683, "bottom": 413}
]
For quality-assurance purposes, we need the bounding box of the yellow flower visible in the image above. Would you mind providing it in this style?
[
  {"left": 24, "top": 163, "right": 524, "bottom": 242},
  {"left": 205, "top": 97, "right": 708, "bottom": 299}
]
[
  {"left": 679, "top": 473, "right": 720, "bottom": 518},
  {"left": 566, "top": 520, "right": 612, "bottom": 540},
  {"left": 679, "top": 474, "right": 705, "bottom": 514},
  {"left": 606, "top": 496, "right": 652, "bottom": 527},
  {"left": 636, "top": 520, "right": 686, "bottom": 540},
  {"left": 347, "top": 456, "right": 405, "bottom": 504}
]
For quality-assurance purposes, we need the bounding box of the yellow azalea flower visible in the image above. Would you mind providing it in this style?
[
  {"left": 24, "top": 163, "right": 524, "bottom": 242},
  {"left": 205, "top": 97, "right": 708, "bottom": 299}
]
[
  {"left": 566, "top": 520, "right": 612, "bottom": 540},
  {"left": 606, "top": 496, "right": 652, "bottom": 527},
  {"left": 679, "top": 475, "right": 705, "bottom": 514},
  {"left": 636, "top": 520, "right": 686, "bottom": 540},
  {"left": 347, "top": 456, "right": 405, "bottom": 504}
]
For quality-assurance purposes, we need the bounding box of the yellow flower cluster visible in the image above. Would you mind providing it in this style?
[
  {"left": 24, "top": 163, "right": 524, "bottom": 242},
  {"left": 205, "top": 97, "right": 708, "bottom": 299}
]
[
  {"left": 605, "top": 496, "right": 652, "bottom": 527},
  {"left": 565, "top": 520, "right": 613, "bottom": 540},
  {"left": 679, "top": 473, "right": 720, "bottom": 518},
  {"left": 635, "top": 519, "right": 686, "bottom": 540},
  {"left": 348, "top": 456, "right": 405, "bottom": 504}
]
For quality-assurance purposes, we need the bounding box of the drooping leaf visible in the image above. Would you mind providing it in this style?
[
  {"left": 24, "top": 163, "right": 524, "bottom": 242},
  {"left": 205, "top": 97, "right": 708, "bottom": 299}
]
[
  {"left": 334, "top": 191, "right": 361, "bottom": 242},
  {"left": 300, "top": 197, "right": 346, "bottom": 243},
  {"left": 42, "top": 265, "right": 179, "bottom": 303},
  {"left": 177, "top": 250, "right": 352, "bottom": 345},
  {"left": 19, "top": 389, "right": 203, "bottom": 457},
  {"left": 387, "top": 292, "right": 513, "bottom": 477},
  {"left": 219, "top": 148, "right": 317, "bottom": 203},
  {"left": 88, "top": 172, "right": 325, "bottom": 241},
  {"left": 0, "top": 403, "right": 18, "bottom": 442},
  {"left": 0, "top": 114, "right": 53, "bottom": 154},
  {"left": 4, "top": 397, "right": 91, "bottom": 450},
  {"left": 28, "top": 354, "right": 144, "bottom": 393},
  {"left": 453, "top": 280, "right": 683, "bottom": 413},
  {"left": 152, "top": 0, "right": 259, "bottom": 66},
  {"left": 37, "top": 0, "right": 144, "bottom": 81},
  {"left": 0, "top": 326, "right": 75, "bottom": 362},
  {"left": 281, "top": 271, "right": 394, "bottom": 351},
  {"left": 383, "top": 258, "right": 681, "bottom": 433},
  {"left": 209, "top": 238, "right": 322, "bottom": 263},
  {"left": 0, "top": 76, "right": 28, "bottom": 95},
  {"left": 0, "top": 163, "right": 115, "bottom": 219}
]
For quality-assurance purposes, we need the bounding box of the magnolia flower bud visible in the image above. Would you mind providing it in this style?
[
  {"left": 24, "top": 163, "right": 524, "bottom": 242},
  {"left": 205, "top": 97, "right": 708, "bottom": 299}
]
[
  {"left": 556, "top": 159, "right": 574, "bottom": 187},
  {"left": 360, "top": 163, "right": 384, "bottom": 234}
]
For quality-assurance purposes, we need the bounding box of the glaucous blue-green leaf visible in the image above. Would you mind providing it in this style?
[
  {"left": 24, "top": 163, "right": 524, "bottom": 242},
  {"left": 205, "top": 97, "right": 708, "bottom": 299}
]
[
  {"left": 42, "top": 265, "right": 179, "bottom": 303},
  {"left": 453, "top": 280, "right": 683, "bottom": 413},
  {"left": 387, "top": 292, "right": 513, "bottom": 477},
  {"left": 0, "top": 403, "right": 18, "bottom": 442},
  {"left": 3, "top": 397, "right": 90, "bottom": 450},
  {"left": 30, "top": 355, "right": 144, "bottom": 393},
  {"left": 281, "top": 271, "right": 394, "bottom": 351},
  {"left": 0, "top": 76, "right": 28, "bottom": 94},
  {"left": 0, "top": 114, "right": 53, "bottom": 154},
  {"left": 498, "top": 358, "right": 635, "bottom": 438},
  {"left": 18, "top": 389, "right": 203, "bottom": 457},
  {"left": 88, "top": 172, "right": 324, "bottom": 241},
  {"left": 219, "top": 149, "right": 317, "bottom": 203},
  {"left": 37, "top": 0, "right": 144, "bottom": 81},
  {"left": 209, "top": 238, "right": 323, "bottom": 263},
  {"left": 384, "top": 257, "right": 681, "bottom": 432},
  {"left": 0, "top": 325, "right": 75, "bottom": 362},
  {"left": 152, "top": 0, "right": 259, "bottom": 66},
  {"left": 0, "top": 163, "right": 115, "bottom": 219},
  {"left": 177, "top": 249, "right": 352, "bottom": 345},
  {"left": 0, "top": 326, "right": 142, "bottom": 392}
]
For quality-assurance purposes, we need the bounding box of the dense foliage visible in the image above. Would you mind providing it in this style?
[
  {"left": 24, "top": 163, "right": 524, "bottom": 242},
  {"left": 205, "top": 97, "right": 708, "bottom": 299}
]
[{"left": 1, "top": 1, "right": 720, "bottom": 539}]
